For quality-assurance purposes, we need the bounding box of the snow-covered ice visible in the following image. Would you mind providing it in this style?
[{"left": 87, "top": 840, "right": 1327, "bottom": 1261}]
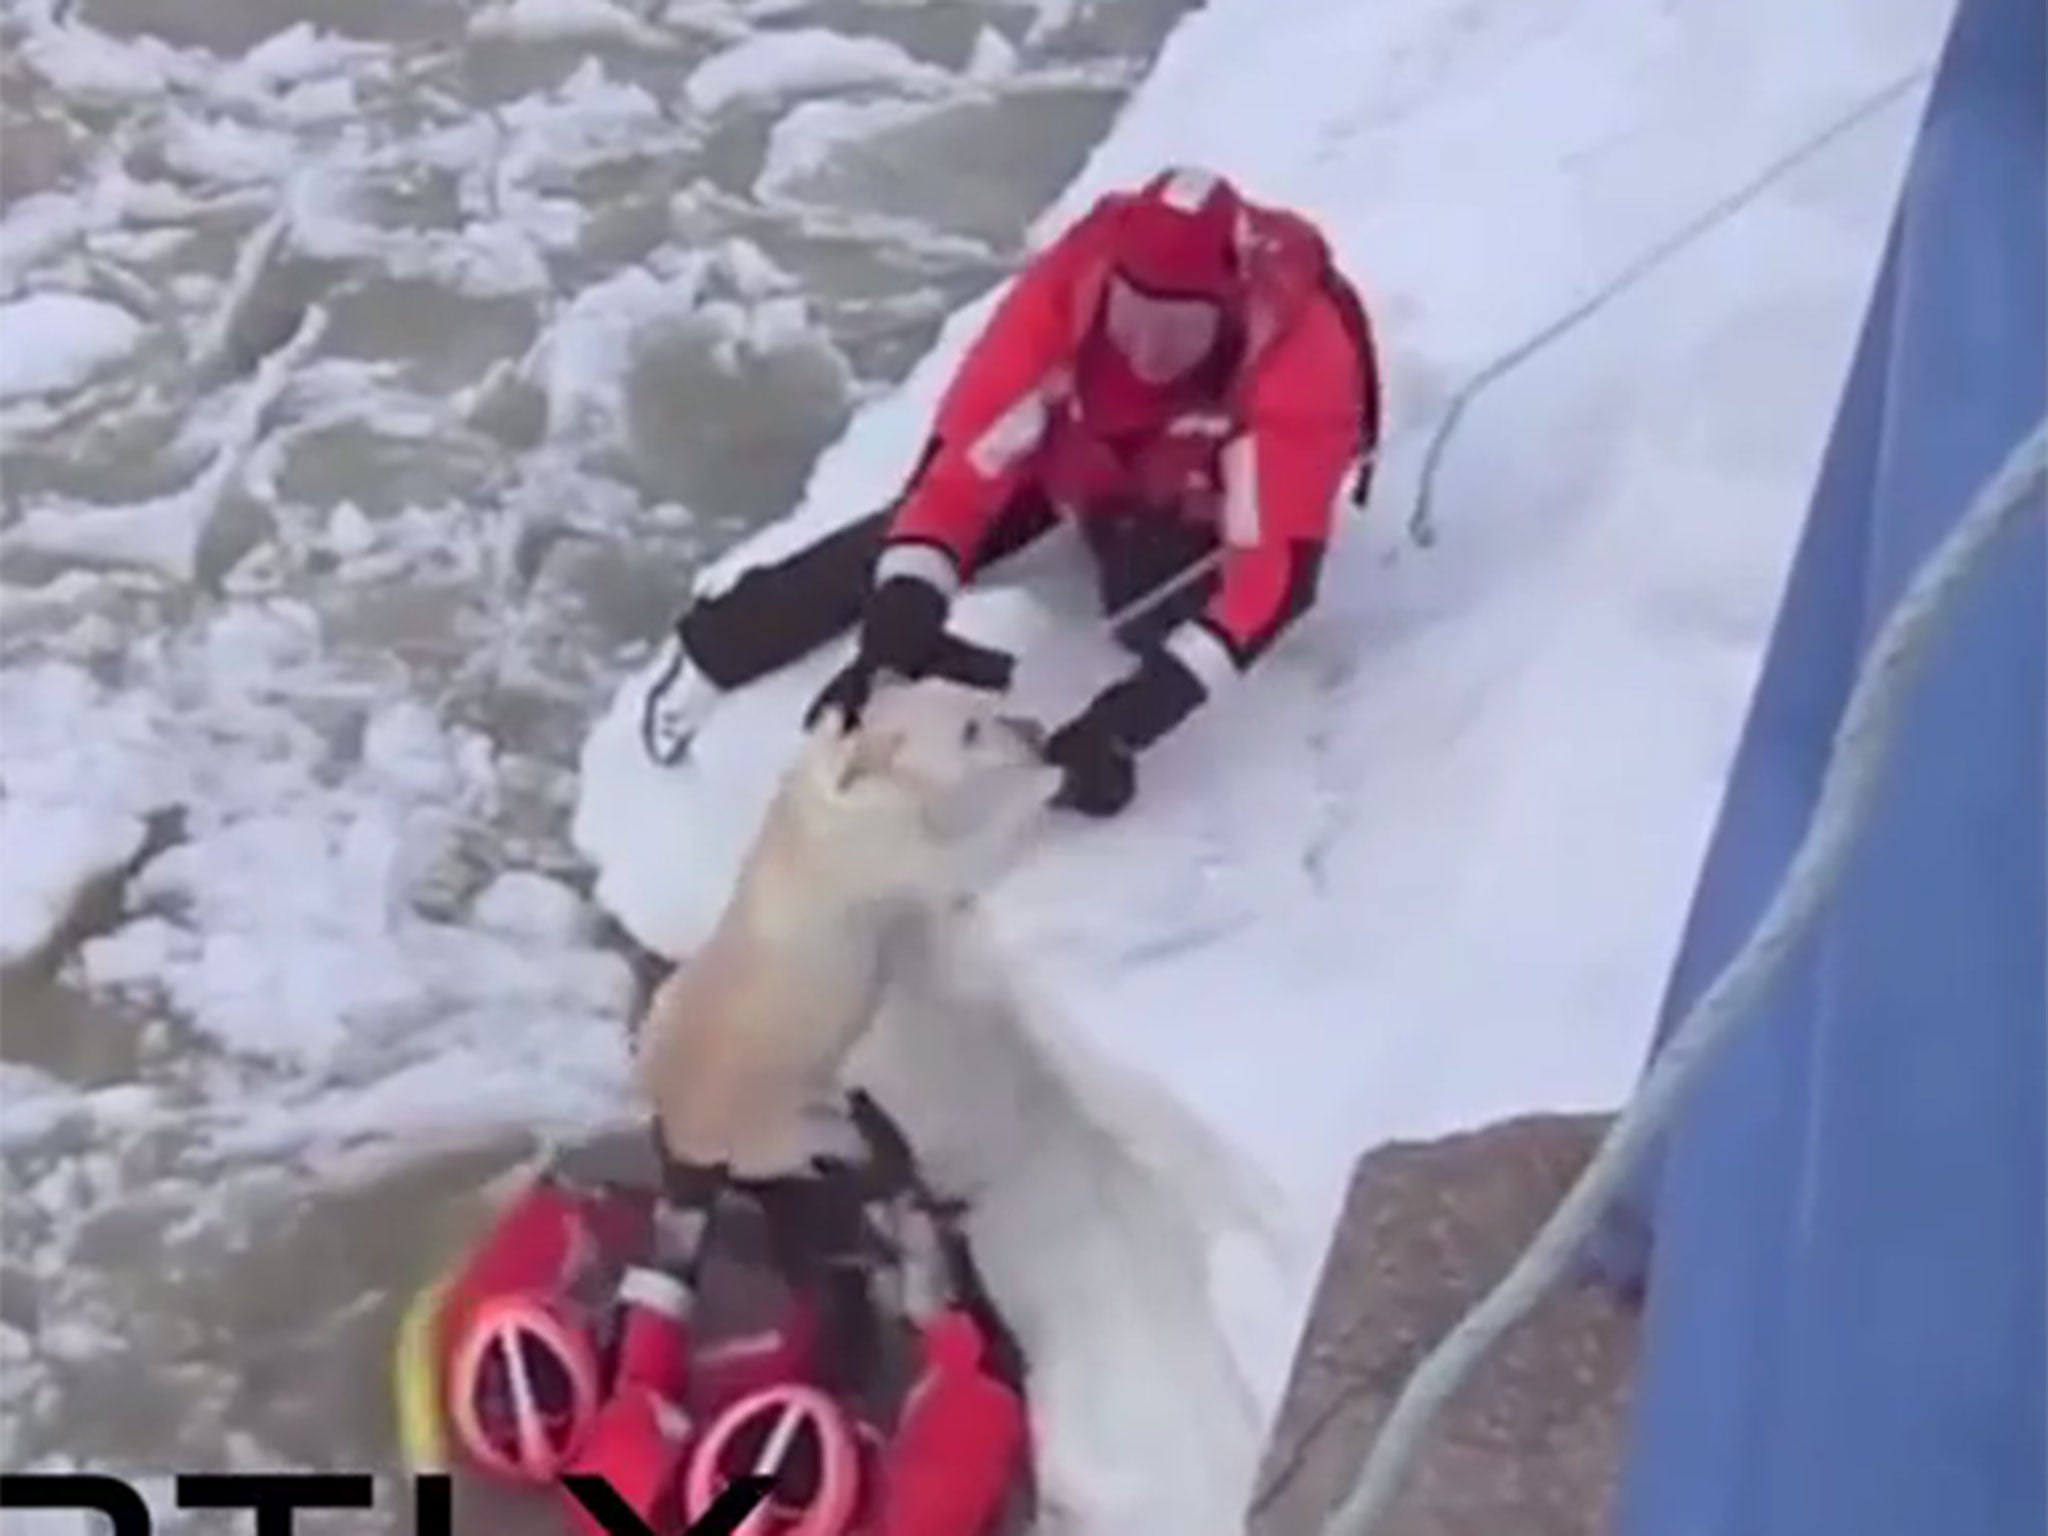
[{"left": 574, "top": 0, "right": 1955, "bottom": 1526}]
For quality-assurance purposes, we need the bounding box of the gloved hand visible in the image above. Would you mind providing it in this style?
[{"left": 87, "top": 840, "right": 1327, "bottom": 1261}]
[
  {"left": 807, "top": 656, "right": 882, "bottom": 732},
  {"left": 807, "top": 580, "right": 1020, "bottom": 729},
  {"left": 1043, "top": 711, "right": 1138, "bottom": 818},
  {"left": 1044, "top": 643, "right": 1208, "bottom": 818},
  {"left": 805, "top": 574, "right": 947, "bottom": 729}
]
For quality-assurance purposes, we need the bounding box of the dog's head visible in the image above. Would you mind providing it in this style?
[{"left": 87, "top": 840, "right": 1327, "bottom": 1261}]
[{"left": 796, "top": 674, "right": 1061, "bottom": 902}]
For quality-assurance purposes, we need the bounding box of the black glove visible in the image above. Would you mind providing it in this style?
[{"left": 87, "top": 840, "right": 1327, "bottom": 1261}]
[
  {"left": 1043, "top": 711, "right": 1138, "bottom": 818},
  {"left": 805, "top": 574, "right": 947, "bottom": 728},
  {"left": 807, "top": 656, "right": 881, "bottom": 732},
  {"left": 1045, "top": 644, "right": 1209, "bottom": 818},
  {"left": 807, "top": 576, "right": 1021, "bottom": 728},
  {"left": 842, "top": 1093, "right": 1029, "bottom": 1389}
]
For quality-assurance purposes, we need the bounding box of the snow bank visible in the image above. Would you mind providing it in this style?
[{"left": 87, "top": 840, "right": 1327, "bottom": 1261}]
[
  {"left": 844, "top": 905, "right": 1282, "bottom": 1535},
  {"left": 0, "top": 292, "right": 145, "bottom": 402},
  {"left": 683, "top": 27, "right": 951, "bottom": 115},
  {"left": 576, "top": 0, "right": 1949, "bottom": 1524}
]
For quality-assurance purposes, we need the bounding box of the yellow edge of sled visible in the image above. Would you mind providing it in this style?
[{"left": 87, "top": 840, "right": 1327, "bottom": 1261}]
[
  {"left": 392, "top": 1154, "right": 551, "bottom": 1477},
  {"left": 393, "top": 1268, "right": 453, "bottom": 1474}
]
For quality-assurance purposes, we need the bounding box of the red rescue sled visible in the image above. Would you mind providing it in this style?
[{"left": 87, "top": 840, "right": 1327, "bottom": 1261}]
[{"left": 391, "top": 1120, "right": 1033, "bottom": 1536}]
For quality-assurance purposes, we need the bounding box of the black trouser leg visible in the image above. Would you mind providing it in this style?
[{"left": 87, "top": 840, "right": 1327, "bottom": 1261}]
[
  {"left": 1078, "top": 506, "right": 1221, "bottom": 654},
  {"left": 733, "top": 1170, "right": 882, "bottom": 1398},
  {"left": 647, "top": 1123, "right": 732, "bottom": 1280},
  {"left": 676, "top": 508, "right": 890, "bottom": 689},
  {"left": 674, "top": 483, "right": 1062, "bottom": 691}
]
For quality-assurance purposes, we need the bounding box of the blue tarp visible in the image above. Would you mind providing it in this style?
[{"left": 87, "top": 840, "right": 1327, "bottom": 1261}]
[{"left": 1597, "top": 0, "right": 2047, "bottom": 1530}]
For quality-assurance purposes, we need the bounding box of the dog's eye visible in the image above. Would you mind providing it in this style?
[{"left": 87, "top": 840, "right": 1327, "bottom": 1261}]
[{"left": 962, "top": 720, "right": 982, "bottom": 746}]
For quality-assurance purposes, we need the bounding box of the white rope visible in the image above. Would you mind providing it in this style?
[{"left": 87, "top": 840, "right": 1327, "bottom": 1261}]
[
  {"left": 1404, "top": 68, "right": 1930, "bottom": 548},
  {"left": 1314, "top": 414, "right": 2048, "bottom": 1536}
]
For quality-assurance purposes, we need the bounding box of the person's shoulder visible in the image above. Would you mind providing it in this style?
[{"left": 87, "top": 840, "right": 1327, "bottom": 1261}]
[
  {"left": 1237, "top": 208, "right": 1364, "bottom": 418},
  {"left": 1240, "top": 199, "right": 1334, "bottom": 284},
  {"left": 1032, "top": 189, "right": 1133, "bottom": 266}
]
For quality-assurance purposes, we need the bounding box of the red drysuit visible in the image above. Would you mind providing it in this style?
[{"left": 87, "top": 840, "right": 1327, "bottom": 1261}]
[{"left": 875, "top": 166, "right": 1382, "bottom": 694}]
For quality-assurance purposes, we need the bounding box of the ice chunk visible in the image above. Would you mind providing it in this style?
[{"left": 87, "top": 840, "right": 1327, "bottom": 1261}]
[
  {"left": 0, "top": 293, "right": 145, "bottom": 403},
  {"left": 966, "top": 26, "right": 1019, "bottom": 81},
  {"left": 471, "top": 870, "right": 592, "bottom": 946},
  {"left": 684, "top": 28, "right": 951, "bottom": 115},
  {"left": 0, "top": 801, "right": 149, "bottom": 969},
  {"left": 756, "top": 96, "right": 948, "bottom": 203},
  {"left": 469, "top": 0, "right": 677, "bottom": 50}
]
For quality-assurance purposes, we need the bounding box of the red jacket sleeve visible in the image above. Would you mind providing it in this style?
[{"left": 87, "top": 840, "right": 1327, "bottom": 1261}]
[
  {"left": 1163, "top": 288, "right": 1362, "bottom": 692},
  {"left": 875, "top": 208, "right": 1111, "bottom": 593}
]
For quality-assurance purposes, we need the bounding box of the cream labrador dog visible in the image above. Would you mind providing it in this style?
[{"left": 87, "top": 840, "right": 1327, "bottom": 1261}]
[{"left": 634, "top": 673, "right": 1061, "bottom": 1186}]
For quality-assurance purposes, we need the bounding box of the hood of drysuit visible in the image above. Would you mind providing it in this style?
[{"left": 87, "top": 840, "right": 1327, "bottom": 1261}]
[{"left": 1076, "top": 167, "right": 1246, "bottom": 434}]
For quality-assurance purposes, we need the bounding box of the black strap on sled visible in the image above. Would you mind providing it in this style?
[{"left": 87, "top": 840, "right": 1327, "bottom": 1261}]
[{"left": 843, "top": 1090, "right": 1029, "bottom": 1393}]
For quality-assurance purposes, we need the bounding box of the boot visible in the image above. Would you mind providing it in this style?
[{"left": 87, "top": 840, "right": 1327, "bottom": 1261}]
[
  {"left": 872, "top": 1308, "right": 1028, "bottom": 1536},
  {"left": 561, "top": 1385, "right": 694, "bottom": 1536},
  {"left": 639, "top": 631, "right": 722, "bottom": 767},
  {"left": 561, "top": 1265, "right": 696, "bottom": 1536},
  {"left": 613, "top": 1265, "right": 694, "bottom": 1401}
]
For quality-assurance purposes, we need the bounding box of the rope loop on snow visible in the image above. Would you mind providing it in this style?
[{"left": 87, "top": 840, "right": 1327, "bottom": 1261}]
[
  {"left": 1405, "top": 68, "right": 1931, "bottom": 548},
  {"left": 1314, "top": 416, "right": 2048, "bottom": 1536}
]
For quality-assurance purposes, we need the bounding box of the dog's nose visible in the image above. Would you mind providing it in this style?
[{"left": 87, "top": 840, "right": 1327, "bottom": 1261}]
[{"left": 1002, "top": 715, "right": 1048, "bottom": 754}]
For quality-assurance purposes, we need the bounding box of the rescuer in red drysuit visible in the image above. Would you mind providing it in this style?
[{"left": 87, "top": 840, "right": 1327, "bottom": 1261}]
[{"left": 641, "top": 164, "right": 1382, "bottom": 817}]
